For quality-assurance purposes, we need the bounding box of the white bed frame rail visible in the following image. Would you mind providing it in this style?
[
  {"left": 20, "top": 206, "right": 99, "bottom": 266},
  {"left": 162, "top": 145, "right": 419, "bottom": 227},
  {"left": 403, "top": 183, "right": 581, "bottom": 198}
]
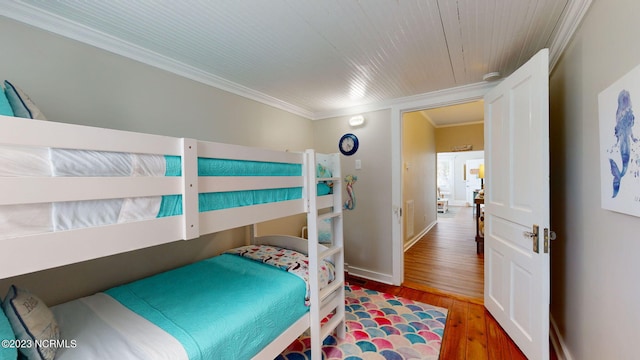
[
  {"left": 195, "top": 140, "right": 306, "bottom": 235},
  {"left": 0, "top": 116, "right": 186, "bottom": 279}
]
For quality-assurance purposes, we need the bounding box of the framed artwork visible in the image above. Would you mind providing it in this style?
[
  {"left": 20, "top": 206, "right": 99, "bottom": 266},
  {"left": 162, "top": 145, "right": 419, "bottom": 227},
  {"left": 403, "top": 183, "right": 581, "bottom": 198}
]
[{"left": 599, "top": 64, "right": 640, "bottom": 216}]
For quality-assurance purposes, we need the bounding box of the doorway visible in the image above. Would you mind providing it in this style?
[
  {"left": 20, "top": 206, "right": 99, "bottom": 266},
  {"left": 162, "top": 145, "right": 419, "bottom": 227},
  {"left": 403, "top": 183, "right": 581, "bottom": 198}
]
[
  {"left": 437, "top": 151, "right": 484, "bottom": 208},
  {"left": 390, "top": 82, "right": 493, "bottom": 286},
  {"left": 399, "top": 102, "right": 485, "bottom": 301}
]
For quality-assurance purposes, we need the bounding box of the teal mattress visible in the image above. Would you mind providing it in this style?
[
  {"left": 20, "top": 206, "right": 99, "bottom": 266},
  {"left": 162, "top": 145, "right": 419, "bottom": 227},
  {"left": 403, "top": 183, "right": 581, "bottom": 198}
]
[
  {"left": 158, "top": 157, "right": 312, "bottom": 217},
  {"left": 106, "top": 254, "right": 308, "bottom": 360}
]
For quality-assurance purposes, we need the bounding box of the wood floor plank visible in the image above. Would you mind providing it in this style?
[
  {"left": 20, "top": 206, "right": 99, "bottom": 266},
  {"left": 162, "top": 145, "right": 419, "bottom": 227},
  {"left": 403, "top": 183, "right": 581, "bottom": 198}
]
[
  {"left": 486, "top": 310, "right": 515, "bottom": 359},
  {"left": 404, "top": 206, "right": 484, "bottom": 302},
  {"left": 466, "top": 303, "right": 489, "bottom": 360},
  {"left": 441, "top": 299, "right": 468, "bottom": 360}
]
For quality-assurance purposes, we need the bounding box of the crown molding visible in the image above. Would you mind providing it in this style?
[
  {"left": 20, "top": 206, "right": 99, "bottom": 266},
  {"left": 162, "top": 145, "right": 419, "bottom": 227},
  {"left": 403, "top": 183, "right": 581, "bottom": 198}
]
[
  {"left": 0, "top": 2, "right": 315, "bottom": 120},
  {"left": 312, "top": 81, "right": 496, "bottom": 120},
  {"left": 435, "top": 120, "right": 484, "bottom": 129},
  {"left": 417, "top": 111, "right": 437, "bottom": 128},
  {"left": 548, "top": 0, "right": 593, "bottom": 71}
]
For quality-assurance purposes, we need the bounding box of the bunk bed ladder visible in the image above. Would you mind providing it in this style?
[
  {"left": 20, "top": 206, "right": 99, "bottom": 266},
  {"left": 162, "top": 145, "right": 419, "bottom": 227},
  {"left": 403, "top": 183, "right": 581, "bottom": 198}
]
[{"left": 305, "top": 150, "right": 346, "bottom": 360}]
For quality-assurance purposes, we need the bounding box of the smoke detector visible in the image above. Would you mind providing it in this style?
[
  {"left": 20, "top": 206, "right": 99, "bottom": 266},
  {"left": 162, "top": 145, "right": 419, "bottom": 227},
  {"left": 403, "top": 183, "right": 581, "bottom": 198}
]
[{"left": 482, "top": 72, "right": 502, "bottom": 82}]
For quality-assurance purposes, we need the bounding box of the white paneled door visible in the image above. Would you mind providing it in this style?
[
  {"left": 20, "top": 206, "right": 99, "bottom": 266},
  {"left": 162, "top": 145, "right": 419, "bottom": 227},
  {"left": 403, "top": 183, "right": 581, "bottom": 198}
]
[{"left": 483, "top": 48, "right": 550, "bottom": 360}]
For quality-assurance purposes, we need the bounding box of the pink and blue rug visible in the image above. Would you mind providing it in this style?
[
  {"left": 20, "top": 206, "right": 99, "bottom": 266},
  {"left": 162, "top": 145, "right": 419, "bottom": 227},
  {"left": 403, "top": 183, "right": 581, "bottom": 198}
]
[{"left": 278, "top": 284, "right": 448, "bottom": 360}]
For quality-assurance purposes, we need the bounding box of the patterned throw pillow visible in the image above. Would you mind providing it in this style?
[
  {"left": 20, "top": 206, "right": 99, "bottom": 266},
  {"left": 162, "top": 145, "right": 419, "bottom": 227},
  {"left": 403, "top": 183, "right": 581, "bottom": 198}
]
[{"left": 2, "top": 286, "right": 59, "bottom": 360}]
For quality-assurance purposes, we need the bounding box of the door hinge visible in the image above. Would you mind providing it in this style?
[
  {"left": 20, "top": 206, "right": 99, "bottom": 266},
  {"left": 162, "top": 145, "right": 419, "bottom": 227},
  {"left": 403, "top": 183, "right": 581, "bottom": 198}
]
[
  {"left": 523, "top": 224, "right": 540, "bottom": 253},
  {"left": 543, "top": 228, "right": 556, "bottom": 253}
]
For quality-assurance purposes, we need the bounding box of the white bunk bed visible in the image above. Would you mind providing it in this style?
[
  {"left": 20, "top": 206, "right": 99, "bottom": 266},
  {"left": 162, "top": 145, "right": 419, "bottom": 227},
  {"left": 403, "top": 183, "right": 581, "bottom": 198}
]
[{"left": 0, "top": 115, "right": 345, "bottom": 360}]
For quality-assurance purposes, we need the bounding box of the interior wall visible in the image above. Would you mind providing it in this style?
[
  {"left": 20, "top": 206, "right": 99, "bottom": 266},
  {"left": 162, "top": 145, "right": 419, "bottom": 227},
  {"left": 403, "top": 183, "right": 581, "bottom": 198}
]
[
  {"left": 0, "top": 17, "right": 314, "bottom": 305},
  {"left": 549, "top": 0, "right": 640, "bottom": 358},
  {"left": 312, "top": 110, "right": 394, "bottom": 282},
  {"left": 435, "top": 123, "right": 484, "bottom": 153},
  {"left": 402, "top": 111, "right": 437, "bottom": 246}
]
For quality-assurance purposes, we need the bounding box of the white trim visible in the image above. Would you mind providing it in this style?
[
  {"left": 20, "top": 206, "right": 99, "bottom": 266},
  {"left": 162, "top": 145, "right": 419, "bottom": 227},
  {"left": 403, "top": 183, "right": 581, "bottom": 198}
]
[
  {"left": 403, "top": 221, "right": 436, "bottom": 252},
  {"left": 550, "top": 314, "right": 573, "bottom": 360},
  {"left": 391, "top": 83, "right": 495, "bottom": 286},
  {"left": 391, "top": 107, "right": 403, "bottom": 285},
  {"left": 347, "top": 266, "right": 394, "bottom": 285},
  {"left": 436, "top": 120, "right": 484, "bottom": 129},
  {"left": 314, "top": 82, "right": 496, "bottom": 120},
  {"left": 548, "top": 0, "right": 593, "bottom": 71},
  {"left": 0, "top": 2, "right": 315, "bottom": 120}
]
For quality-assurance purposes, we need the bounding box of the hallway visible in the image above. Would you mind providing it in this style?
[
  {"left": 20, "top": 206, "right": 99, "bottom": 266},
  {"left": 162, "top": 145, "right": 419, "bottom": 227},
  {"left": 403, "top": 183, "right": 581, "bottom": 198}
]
[{"left": 404, "top": 205, "right": 484, "bottom": 303}]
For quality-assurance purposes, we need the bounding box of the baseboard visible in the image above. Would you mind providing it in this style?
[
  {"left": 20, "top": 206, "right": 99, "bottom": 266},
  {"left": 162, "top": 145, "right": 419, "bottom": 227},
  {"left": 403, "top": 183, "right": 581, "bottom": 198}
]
[
  {"left": 550, "top": 314, "right": 573, "bottom": 360},
  {"left": 403, "top": 220, "right": 436, "bottom": 251},
  {"left": 346, "top": 266, "right": 394, "bottom": 285}
]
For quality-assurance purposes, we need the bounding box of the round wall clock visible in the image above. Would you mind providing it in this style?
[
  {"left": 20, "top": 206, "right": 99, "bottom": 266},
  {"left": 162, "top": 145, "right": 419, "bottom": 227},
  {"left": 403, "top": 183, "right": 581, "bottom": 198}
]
[{"left": 339, "top": 133, "right": 359, "bottom": 156}]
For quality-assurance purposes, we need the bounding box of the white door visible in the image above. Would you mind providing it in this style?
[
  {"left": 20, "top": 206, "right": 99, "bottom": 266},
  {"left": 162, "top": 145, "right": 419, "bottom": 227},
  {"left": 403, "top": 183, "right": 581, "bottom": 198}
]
[
  {"left": 465, "top": 159, "right": 483, "bottom": 204},
  {"left": 483, "top": 48, "right": 550, "bottom": 360}
]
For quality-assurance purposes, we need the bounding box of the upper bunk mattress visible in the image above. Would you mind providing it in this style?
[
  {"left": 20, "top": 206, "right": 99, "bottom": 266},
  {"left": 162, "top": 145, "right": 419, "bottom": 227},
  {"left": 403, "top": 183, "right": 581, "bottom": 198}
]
[{"left": 0, "top": 145, "right": 313, "bottom": 239}]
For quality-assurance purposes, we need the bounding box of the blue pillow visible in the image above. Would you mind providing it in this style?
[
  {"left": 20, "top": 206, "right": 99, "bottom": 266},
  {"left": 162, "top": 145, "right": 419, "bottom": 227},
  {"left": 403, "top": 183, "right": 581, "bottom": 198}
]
[
  {"left": 0, "top": 88, "right": 14, "bottom": 117},
  {"left": 3, "top": 81, "right": 47, "bottom": 120},
  {"left": 0, "top": 305, "right": 17, "bottom": 360}
]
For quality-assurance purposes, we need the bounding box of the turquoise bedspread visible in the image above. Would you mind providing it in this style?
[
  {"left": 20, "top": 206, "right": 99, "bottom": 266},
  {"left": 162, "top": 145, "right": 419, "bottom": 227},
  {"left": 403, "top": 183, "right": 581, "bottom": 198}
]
[{"left": 106, "top": 254, "right": 308, "bottom": 360}]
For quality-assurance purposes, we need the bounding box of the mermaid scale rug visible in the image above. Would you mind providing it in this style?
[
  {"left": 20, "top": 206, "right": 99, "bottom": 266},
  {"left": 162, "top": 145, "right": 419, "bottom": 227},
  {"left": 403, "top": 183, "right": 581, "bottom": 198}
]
[{"left": 278, "top": 285, "right": 448, "bottom": 360}]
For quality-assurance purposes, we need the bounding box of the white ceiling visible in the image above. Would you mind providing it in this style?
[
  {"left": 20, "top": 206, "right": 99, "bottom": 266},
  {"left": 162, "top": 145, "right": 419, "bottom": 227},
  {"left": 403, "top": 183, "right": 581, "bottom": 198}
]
[{"left": 1, "top": 0, "right": 591, "bottom": 123}]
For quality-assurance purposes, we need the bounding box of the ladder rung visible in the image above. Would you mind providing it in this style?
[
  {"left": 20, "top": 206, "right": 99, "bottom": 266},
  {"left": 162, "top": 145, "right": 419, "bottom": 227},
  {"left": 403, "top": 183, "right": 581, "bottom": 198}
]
[
  {"left": 320, "top": 279, "right": 343, "bottom": 302},
  {"left": 318, "top": 212, "right": 341, "bottom": 222},
  {"left": 319, "top": 290, "right": 342, "bottom": 318},
  {"left": 319, "top": 293, "right": 338, "bottom": 320},
  {"left": 317, "top": 177, "right": 340, "bottom": 183},
  {"left": 321, "top": 312, "right": 345, "bottom": 340},
  {"left": 319, "top": 245, "right": 342, "bottom": 261}
]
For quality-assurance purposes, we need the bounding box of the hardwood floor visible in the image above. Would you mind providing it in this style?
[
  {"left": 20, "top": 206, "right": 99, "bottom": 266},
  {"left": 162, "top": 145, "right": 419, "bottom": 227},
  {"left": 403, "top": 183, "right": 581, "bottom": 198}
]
[
  {"left": 346, "top": 275, "right": 528, "bottom": 360},
  {"left": 385, "top": 205, "right": 558, "bottom": 359},
  {"left": 404, "top": 205, "right": 484, "bottom": 303}
]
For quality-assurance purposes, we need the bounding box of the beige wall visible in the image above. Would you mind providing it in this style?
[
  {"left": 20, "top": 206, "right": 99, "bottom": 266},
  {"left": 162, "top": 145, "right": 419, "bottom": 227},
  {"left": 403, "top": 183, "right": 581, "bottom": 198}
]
[
  {"left": 549, "top": 0, "right": 640, "bottom": 358},
  {"left": 0, "top": 17, "right": 314, "bottom": 305},
  {"left": 402, "top": 111, "right": 437, "bottom": 246},
  {"left": 435, "top": 123, "right": 484, "bottom": 153},
  {"left": 312, "top": 110, "right": 393, "bottom": 280}
]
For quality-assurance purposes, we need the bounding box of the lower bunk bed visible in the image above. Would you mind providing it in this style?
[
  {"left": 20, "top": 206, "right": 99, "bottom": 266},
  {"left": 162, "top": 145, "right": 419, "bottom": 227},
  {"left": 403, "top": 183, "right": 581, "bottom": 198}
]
[{"left": 2, "top": 237, "right": 337, "bottom": 360}]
